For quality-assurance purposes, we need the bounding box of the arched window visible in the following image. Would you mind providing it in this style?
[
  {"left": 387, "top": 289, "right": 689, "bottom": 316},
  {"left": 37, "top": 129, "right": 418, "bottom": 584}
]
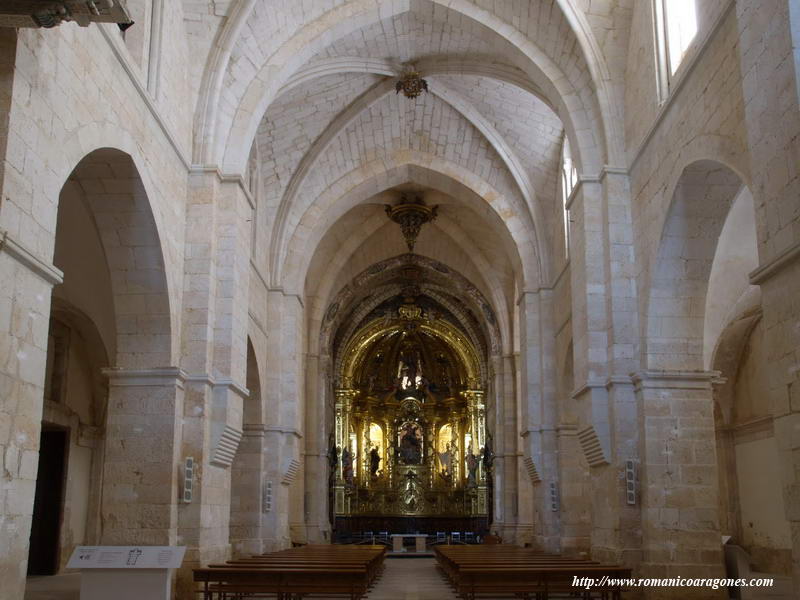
[
  {"left": 560, "top": 136, "right": 578, "bottom": 258},
  {"left": 655, "top": 0, "right": 698, "bottom": 97}
]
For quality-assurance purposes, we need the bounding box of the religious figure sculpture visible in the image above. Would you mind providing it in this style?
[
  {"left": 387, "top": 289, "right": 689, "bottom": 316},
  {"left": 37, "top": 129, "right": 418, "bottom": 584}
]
[
  {"left": 369, "top": 446, "right": 381, "bottom": 477},
  {"left": 341, "top": 446, "right": 354, "bottom": 486},
  {"left": 402, "top": 470, "right": 422, "bottom": 511},
  {"left": 328, "top": 443, "right": 339, "bottom": 471},
  {"left": 466, "top": 444, "right": 478, "bottom": 488},
  {"left": 482, "top": 435, "right": 495, "bottom": 471},
  {"left": 397, "top": 348, "right": 423, "bottom": 390},
  {"left": 438, "top": 442, "right": 453, "bottom": 481},
  {"left": 399, "top": 423, "right": 422, "bottom": 464}
]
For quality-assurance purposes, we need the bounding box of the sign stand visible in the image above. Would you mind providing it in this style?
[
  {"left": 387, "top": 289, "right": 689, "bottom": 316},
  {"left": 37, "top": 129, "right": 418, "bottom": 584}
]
[{"left": 66, "top": 546, "right": 186, "bottom": 600}]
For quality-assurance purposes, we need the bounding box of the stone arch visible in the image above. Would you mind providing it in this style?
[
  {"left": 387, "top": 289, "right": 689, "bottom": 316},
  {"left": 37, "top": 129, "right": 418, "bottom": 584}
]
[
  {"left": 203, "top": 0, "right": 608, "bottom": 175},
  {"left": 644, "top": 159, "right": 747, "bottom": 371},
  {"left": 322, "top": 280, "right": 495, "bottom": 379},
  {"left": 27, "top": 144, "right": 173, "bottom": 576},
  {"left": 61, "top": 148, "right": 172, "bottom": 368},
  {"left": 32, "top": 299, "right": 111, "bottom": 569},
  {"left": 280, "top": 154, "right": 535, "bottom": 293},
  {"left": 304, "top": 210, "right": 512, "bottom": 356},
  {"left": 48, "top": 298, "right": 111, "bottom": 425},
  {"left": 710, "top": 308, "right": 793, "bottom": 574},
  {"left": 244, "top": 336, "right": 263, "bottom": 425},
  {"left": 320, "top": 258, "right": 496, "bottom": 390}
]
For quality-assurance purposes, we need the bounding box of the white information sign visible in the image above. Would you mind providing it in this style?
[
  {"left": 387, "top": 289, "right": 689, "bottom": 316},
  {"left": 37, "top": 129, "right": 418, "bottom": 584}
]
[
  {"left": 67, "top": 546, "right": 186, "bottom": 569},
  {"left": 66, "top": 546, "right": 186, "bottom": 600}
]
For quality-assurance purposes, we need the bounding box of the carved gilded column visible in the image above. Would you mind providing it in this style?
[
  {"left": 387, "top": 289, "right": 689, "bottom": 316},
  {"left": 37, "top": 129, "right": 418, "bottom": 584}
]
[{"left": 334, "top": 389, "right": 357, "bottom": 515}]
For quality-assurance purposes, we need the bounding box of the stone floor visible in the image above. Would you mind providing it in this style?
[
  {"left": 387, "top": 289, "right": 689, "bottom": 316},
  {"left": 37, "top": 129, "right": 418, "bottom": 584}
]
[
  {"left": 22, "top": 562, "right": 793, "bottom": 599},
  {"left": 24, "top": 574, "right": 79, "bottom": 600},
  {"left": 21, "top": 559, "right": 457, "bottom": 600},
  {"left": 366, "top": 557, "right": 457, "bottom": 600}
]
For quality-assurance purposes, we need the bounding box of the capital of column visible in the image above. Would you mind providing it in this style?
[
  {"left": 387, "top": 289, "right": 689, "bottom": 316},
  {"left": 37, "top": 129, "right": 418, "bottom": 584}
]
[
  {"left": 335, "top": 388, "right": 358, "bottom": 404},
  {"left": 749, "top": 238, "right": 800, "bottom": 285},
  {"left": 570, "top": 375, "right": 635, "bottom": 400},
  {"left": 182, "top": 373, "right": 249, "bottom": 398},
  {"left": 0, "top": 228, "right": 64, "bottom": 285},
  {"left": 266, "top": 285, "right": 304, "bottom": 307},
  {"left": 102, "top": 366, "right": 187, "bottom": 387},
  {"left": 631, "top": 369, "right": 723, "bottom": 391},
  {"left": 188, "top": 164, "right": 255, "bottom": 211}
]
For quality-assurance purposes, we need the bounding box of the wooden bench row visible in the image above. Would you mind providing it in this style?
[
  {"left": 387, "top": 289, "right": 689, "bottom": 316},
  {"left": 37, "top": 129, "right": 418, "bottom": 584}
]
[
  {"left": 193, "top": 545, "right": 386, "bottom": 599},
  {"left": 434, "top": 545, "right": 632, "bottom": 600}
]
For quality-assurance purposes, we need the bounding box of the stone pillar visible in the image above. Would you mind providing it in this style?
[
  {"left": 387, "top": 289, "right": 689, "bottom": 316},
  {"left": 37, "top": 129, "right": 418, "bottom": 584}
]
[
  {"left": 261, "top": 289, "right": 304, "bottom": 550},
  {"left": 230, "top": 424, "right": 267, "bottom": 557},
  {"left": 633, "top": 371, "right": 725, "bottom": 598},
  {"left": 569, "top": 176, "right": 612, "bottom": 559},
  {"left": 569, "top": 179, "right": 621, "bottom": 563},
  {"left": 303, "top": 353, "right": 332, "bottom": 543},
  {"left": 736, "top": 0, "right": 800, "bottom": 588},
  {"left": 497, "top": 353, "right": 519, "bottom": 542},
  {"left": 488, "top": 355, "right": 505, "bottom": 535},
  {"left": 176, "top": 172, "right": 252, "bottom": 595},
  {"left": 568, "top": 169, "right": 641, "bottom": 567},
  {"left": 101, "top": 368, "right": 185, "bottom": 545},
  {"left": 0, "top": 238, "right": 62, "bottom": 599},
  {"left": 518, "top": 290, "right": 559, "bottom": 551},
  {"left": 555, "top": 424, "right": 591, "bottom": 557}
]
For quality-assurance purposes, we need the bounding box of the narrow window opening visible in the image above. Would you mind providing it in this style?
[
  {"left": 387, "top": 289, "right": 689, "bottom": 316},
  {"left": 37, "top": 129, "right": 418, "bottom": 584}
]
[
  {"left": 561, "top": 136, "right": 577, "bottom": 258},
  {"left": 664, "top": 0, "right": 698, "bottom": 76}
]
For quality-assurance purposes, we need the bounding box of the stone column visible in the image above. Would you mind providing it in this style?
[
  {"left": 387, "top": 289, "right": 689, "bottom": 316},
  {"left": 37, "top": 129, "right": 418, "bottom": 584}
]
[
  {"left": 0, "top": 237, "right": 62, "bottom": 599},
  {"left": 736, "top": 0, "right": 800, "bottom": 588},
  {"left": 633, "top": 371, "right": 725, "bottom": 598}
]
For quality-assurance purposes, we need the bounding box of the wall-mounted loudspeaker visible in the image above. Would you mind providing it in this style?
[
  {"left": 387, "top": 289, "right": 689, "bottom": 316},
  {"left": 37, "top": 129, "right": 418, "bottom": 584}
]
[
  {"left": 183, "top": 457, "right": 194, "bottom": 503},
  {"left": 263, "top": 480, "right": 273, "bottom": 513},
  {"left": 549, "top": 481, "right": 559, "bottom": 512},
  {"left": 625, "top": 459, "right": 637, "bottom": 505}
]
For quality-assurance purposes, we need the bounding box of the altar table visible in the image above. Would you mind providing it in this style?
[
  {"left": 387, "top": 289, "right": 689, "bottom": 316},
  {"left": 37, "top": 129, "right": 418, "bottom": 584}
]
[{"left": 390, "top": 534, "right": 427, "bottom": 553}]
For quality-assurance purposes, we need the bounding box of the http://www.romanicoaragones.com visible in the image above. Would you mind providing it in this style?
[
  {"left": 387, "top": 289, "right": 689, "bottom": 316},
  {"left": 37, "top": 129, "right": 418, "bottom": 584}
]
[{"left": 572, "top": 575, "right": 774, "bottom": 591}]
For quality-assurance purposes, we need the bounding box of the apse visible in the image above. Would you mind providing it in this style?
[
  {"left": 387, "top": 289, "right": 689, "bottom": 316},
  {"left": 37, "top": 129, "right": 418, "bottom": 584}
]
[{"left": 329, "top": 276, "right": 493, "bottom": 538}]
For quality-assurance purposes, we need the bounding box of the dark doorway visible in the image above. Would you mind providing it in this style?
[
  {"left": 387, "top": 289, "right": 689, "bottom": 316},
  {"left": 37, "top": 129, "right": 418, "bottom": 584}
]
[{"left": 27, "top": 426, "right": 69, "bottom": 576}]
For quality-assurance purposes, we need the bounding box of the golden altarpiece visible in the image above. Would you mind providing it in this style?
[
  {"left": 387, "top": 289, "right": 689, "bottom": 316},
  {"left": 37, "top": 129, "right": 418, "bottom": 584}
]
[{"left": 331, "top": 296, "right": 491, "bottom": 534}]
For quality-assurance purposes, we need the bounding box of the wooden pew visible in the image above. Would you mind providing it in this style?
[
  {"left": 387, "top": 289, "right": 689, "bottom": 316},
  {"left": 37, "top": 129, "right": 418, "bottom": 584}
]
[
  {"left": 194, "top": 545, "right": 386, "bottom": 599},
  {"left": 434, "top": 545, "right": 631, "bottom": 599}
]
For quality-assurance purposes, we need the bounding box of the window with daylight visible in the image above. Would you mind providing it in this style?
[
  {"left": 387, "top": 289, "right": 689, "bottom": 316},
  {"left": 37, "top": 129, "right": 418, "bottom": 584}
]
[
  {"left": 664, "top": 0, "right": 697, "bottom": 75},
  {"left": 654, "top": 0, "right": 698, "bottom": 98},
  {"left": 561, "top": 136, "right": 578, "bottom": 258}
]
